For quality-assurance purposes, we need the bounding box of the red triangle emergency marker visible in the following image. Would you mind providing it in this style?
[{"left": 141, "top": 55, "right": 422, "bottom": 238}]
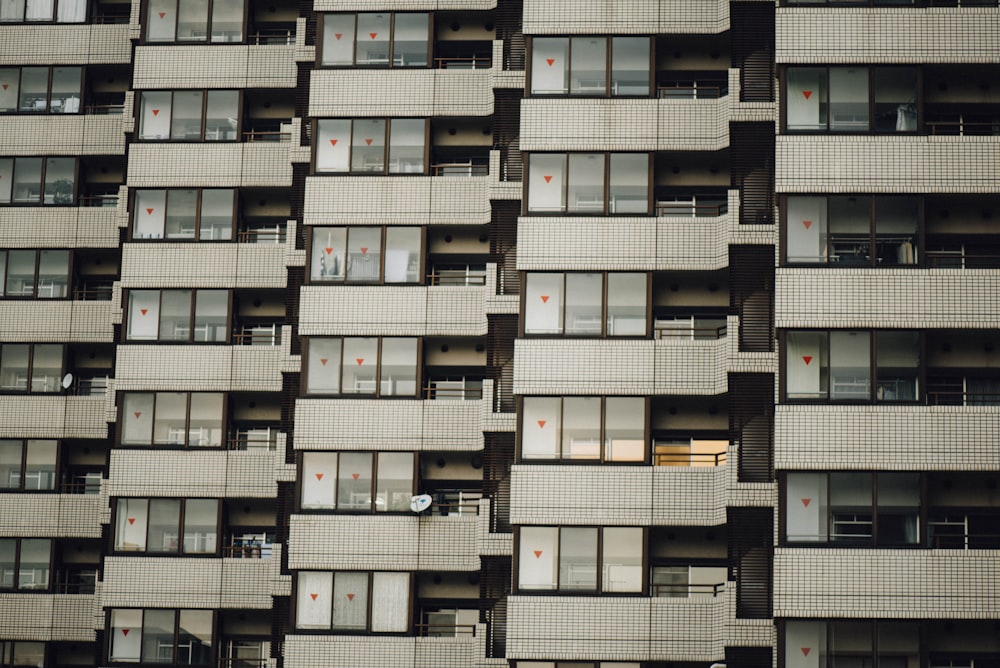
[
  {"left": 369, "top": 32, "right": 377, "bottom": 39},
  {"left": 347, "top": 593, "right": 355, "bottom": 600},
  {"left": 546, "top": 58, "right": 554, "bottom": 66},
  {"left": 803, "top": 91, "right": 812, "bottom": 100},
  {"left": 802, "top": 648, "right": 811, "bottom": 657},
  {"left": 146, "top": 208, "right": 154, "bottom": 215},
  {"left": 352, "top": 473, "right": 360, "bottom": 480},
  {"left": 140, "top": 309, "right": 148, "bottom": 315},
  {"left": 803, "top": 356, "right": 813, "bottom": 365},
  {"left": 122, "top": 629, "right": 130, "bottom": 636},
  {"left": 802, "top": 220, "right": 812, "bottom": 230},
  {"left": 319, "top": 358, "right": 328, "bottom": 366},
  {"left": 330, "top": 139, "right": 338, "bottom": 146},
  {"left": 801, "top": 498, "right": 811, "bottom": 507},
  {"left": 543, "top": 175, "right": 552, "bottom": 183},
  {"left": 158, "top": 11, "right": 165, "bottom": 18},
  {"left": 315, "top": 473, "right": 324, "bottom": 480},
  {"left": 134, "top": 411, "right": 142, "bottom": 418},
  {"left": 540, "top": 295, "right": 549, "bottom": 303},
  {"left": 310, "top": 593, "right": 318, "bottom": 600},
  {"left": 128, "top": 518, "right": 135, "bottom": 525},
  {"left": 537, "top": 420, "right": 546, "bottom": 428},
  {"left": 360, "top": 247, "right": 368, "bottom": 255},
  {"left": 356, "top": 358, "right": 364, "bottom": 365},
  {"left": 152, "top": 109, "right": 160, "bottom": 116},
  {"left": 324, "top": 247, "right": 332, "bottom": 254},
  {"left": 364, "top": 138, "right": 373, "bottom": 146},
  {"left": 1, "top": 84, "right": 7, "bottom": 90},
  {"left": 534, "top": 550, "right": 543, "bottom": 558},
  {"left": 334, "top": 33, "right": 342, "bottom": 40}
]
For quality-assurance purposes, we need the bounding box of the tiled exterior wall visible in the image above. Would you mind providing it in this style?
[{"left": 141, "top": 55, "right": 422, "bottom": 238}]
[
  {"left": 0, "top": 301, "right": 116, "bottom": 342},
  {"left": 0, "top": 207, "right": 121, "bottom": 248},
  {"left": 283, "top": 634, "right": 483, "bottom": 668},
  {"left": 0, "top": 116, "right": 125, "bottom": 155},
  {"left": 0, "top": 25, "right": 130, "bottom": 65},
  {"left": 0, "top": 396, "right": 108, "bottom": 439},
  {"left": 114, "top": 345, "right": 284, "bottom": 392},
  {"left": 119, "top": 243, "right": 289, "bottom": 288},
  {"left": 0, "top": 595, "right": 96, "bottom": 641},
  {"left": 523, "top": 0, "right": 729, "bottom": 35},
  {"left": 314, "top": 0, "right": 496, "bottom": 9},
  {"left": 107, "top": 450, "right": 279, "bottom": 498},
  {"left": 133, "top": 45, "right": 297, "bottom": 89},
  {"left": 0, "top": 494, "right": 103, "bottom": 538},
  {"left": 127, "top": 144, "right": 293, "bottom": 188},
  {"left": 309, "top": 69, "right": 495, "bottom": 117}
]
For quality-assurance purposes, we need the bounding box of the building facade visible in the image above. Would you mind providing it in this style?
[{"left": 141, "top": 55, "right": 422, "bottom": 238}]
[{"left": 1, "top": 0, "right": 999, "bottom": 667}]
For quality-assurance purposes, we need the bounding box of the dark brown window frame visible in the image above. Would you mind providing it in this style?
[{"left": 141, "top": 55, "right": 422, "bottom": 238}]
[
  {"left": 519, "top": 271, "right": 652, "bottom": 338},
  {"left": 316, "top": 12, "right": 432, "bottom": 69},
  {"left": 116, "top": 391, "right": 229, "bottom": 448},
  {"left": 302, "top": 336, "right": 423, "bottom": 398},
  {"left": 526, "top": 35, "right": 655, "bottom": 99},
  {"left": 123, "top": 288, "right": 234, "bottom": 344}
]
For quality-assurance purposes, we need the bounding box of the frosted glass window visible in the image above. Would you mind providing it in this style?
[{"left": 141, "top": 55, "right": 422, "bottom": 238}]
[
  {"left": 524, "top": 273, "right": 564, "bottom": 334},
  {"left": 122, "top": 393, "right": 155, "bottom": 444},
  {"left": 830, "top": 331, "right": 870, "bottom": 400},
  {"left": 311, "top": 227, "right": 347, "bottom": 280},
  {"left": 559, "top": 527, "right": 598, "bottom": 590},
  {"left": 519, "top": 527, "right": 558, "bottom": 590},
  {"left": 563, "top": 273, "right": 601, "bottom": 336},
  {"left": 146, "top": 498, "right": 180, "bottom": 553},
  {"left": 611, "top": 37, "right": 650, "bottom": 95},
  {"left": 171, "top": 91, "right": 203, "bottom": 140},
  {"left": 153, "top": 392, "right": 187, "bottom": 445},
  {"left": 388, "top": 118, "right": 424, "bottom": 173},
  {"left": 785, "top": 621, "right": 826, "bottom": 668},
  {"left": 562, "top": 397, "right": 601, "bottom": 460},
  {"left": 355, "top": 14, "right": 390, "bottom": 65},
  {"left": 567, "top": 154, "right": 604, "bottom": 213},
  {"left": 379, "top": 338, "right": 417, "bottom": 396},
  {"left": 602, "top": 528, "right": 642, "bottom": 592},
  {"left": 370, "top": 572, "right": 409, "bottom": 631},
  {"left": 199, "top": 189, "right": 234, "bottom": 240},
  {"left": 164, "top": 190, "right": 197, "bottom": 239},
  {"left": 193, "top": 290, "right": 227, "bottom": 342},
  {"left": 787, "top": 68, "right": 827, "bottom": 131},
  {"left": 609, "top": 153, "right": 647, "bottom": 214},
  {"left": 182, "top": 499, "right": 218, "bottom": 554},
  {"left": 527, "top": 154, "right": 566, "bottom": 212},
  {"left": 521, "top": 397, "right": 560, "bottom": 459},
  {"left": 306, "top": 338, "right": 342, "bottom": 394},
  {"left": 210, "top": 0, "right": 243, "bottom": 42},
  {"left": 607, "top": 273, "right": 646, "bottom": 335},
  {"left": 384, "top": 227, "right": 420, "bottom": 283},
  {"left": 345, "top": 227, "right": 381, "bottom": 282},
  {"left": 322, "top": 14, "right": 355, "bottom": 65},
  {"left": 392, "top": 14, "right": 428, "bottom": 67},
  {"left": 332, "top": 572, "right": 368, "bottom": 629},
  {"left": 376, "top": 453, "right": 413, "bottom": 512},
  {"left": 786, "top": 331, "right": 827, "bottom": 399},
  {"left": 604, "top": 397, "right": 644, "bottom": 461},
  {"left": 25, "top": 0, "right": 52, "bottom": 22},
  {"left": 158, "top": 290, "right": 192, "bottom": 341},
  {"left": 531, "top": 38, "right": 568, "bottom": 94},
  {"left": 786, "top": 473, "right": 828, "bottom": 542},
  {"left": 176, "top": 0, "right": 208, "bottom": 41},
  {"left": 0, "top": 0, "right": 26, "bottom": 22},
  {"left": 296, "top": 572, "right": 333, "bottom": 629},
  {"left": 188, "top": 393, "right": 223, "bottom": 447},
  {"left": 0, "top": 69, "right": 17, "bottom": 111},
  {"left": 146, "top": 0, "right": 177, "bottom": 41},
  {"left": 115, "top": 498, "right": 149, "bottom": 551},
  {"left": 316, "top": 119, "right": 351, "bottom": 172},
  {"left": 337, "top": 452, "right": 372, "bottom": 510},
  {"left": 134, "top": 190, "right": 166, "bottom": 238},
  {"left": 0, "top": 159, "right": 10, "bottom": 202},
  {"left": 786, "top": 196, "right": 828, "bottom": 263},
  {"left": 342, "top": 338, "right": 378, "bottom": 395},
  {"left": 351, "top": 119, "right": 386, "bottom": 172},
  {"left": 57, "top": 0, "right": 86, "bottom": 22},
  {"left": 301, "top": 452, "right": 337, "bottom": 509},
  {"left": 570, "top": 37, "right": 605, "bottom": 95},
  {"left": 110, "top": 609, "right": 143, "bottom": 661},
  {"left": 139, "top": 91, "right": 172, "bottom": 139}
]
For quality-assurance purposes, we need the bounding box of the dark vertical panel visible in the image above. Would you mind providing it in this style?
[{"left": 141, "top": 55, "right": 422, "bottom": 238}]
[
  {"left": 730, "top": 373, "right": 775, "bottom": 482},
  {"left": 730, "top": 245, "right": 774, "bottom": 352},
  {"left": 728, "top": 507, "right": 773, "bottom": 619}
]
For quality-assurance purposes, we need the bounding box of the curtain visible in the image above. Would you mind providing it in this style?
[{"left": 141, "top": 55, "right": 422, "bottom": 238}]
[
  {"left": 57, "top": 0, "right": 86, "bottom": 22},
  {"left": 25, "top": 0, "right": 53, "bottom": 20},
  {"left": 295, "top": 572, "right": 332, "bottom": 629},
  {"left": 370, "top": 573, "right": 409, "bottom": 632},
  {"left": 0, "top": 0, "right": 24, "bottom": 20}
]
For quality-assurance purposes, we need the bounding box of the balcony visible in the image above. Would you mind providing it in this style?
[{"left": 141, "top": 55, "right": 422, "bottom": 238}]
[
  {"left": 0, "top": 493, "right": 103, "bottom": 537},
  {"left": 133, "top": 44, "right": 296, "bottom": 89},
  {"left": 0, "top": 593, "right": 95, "bottom": 641},
  {"left": 0, "top": 114, "right": 125, "bottom": 155},
  {"left": 523, "top": 0, "right": 730, "bottom": 35},
  {"left": 282, "top": 632, "right": 483, "bottom": 668},
  {"left": 0, "top": 205, "right": 120, "bottom": 248},
  {"left": 120, "top": 242, "right": 288, "bottom": 287},
  {"left": 107, "top": 448, "right": 279, "bottom": 498},
  {"left": 0, "top": 23, "right": 130, "bottom": 64}
]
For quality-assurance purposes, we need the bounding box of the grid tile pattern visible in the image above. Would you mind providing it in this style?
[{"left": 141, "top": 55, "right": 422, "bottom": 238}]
[{"left": 523, "top": 0, "right": 729, "bottom": 35}]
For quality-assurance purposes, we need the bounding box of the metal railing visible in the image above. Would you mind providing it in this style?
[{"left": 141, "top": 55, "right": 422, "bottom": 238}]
[
  {"left": 434, "top": 56, "right": 492, "bottom": 69},
  {"left": 654, "top": 324, "right": 728, "bottom": 340},
  {"left": 422, "top": 386, "right": 484, "bottom": 400},
  {"left": 249, "top": 31, "right": 295, "bottom": 45},
  {"left": 652, "top": 582, "right": 726, "bottom": 597},
  {"left": 653, "top": 450, "right": 728, "bottom": 467},
  {"left": 53, "top": 571, "right": 98, "bottom": 594},
  {"left": 238, "top": 227, "right": 287, "bottom": 244},
  {"left": 61, "top": 478, "right": 102, "bottom": 494},
  {"left": 84, "top": 103, "right": 125, "bottom": 115},
  {"left": 70, "top": 376, "right": 110, "bottom": 396},
  {"left": 427, "top": 270, "right": 487, "bottom": 286},
  {"left": 414, "top": 623, "right": 477, "bottom": 637},
  {"left": 78, "top": 194, "right": 119, "bottom": 207},
  {"left": 925, "top": 250, "right": 1000, "bottom": 269},
  {"left": 656, "top": 201, "right": 728, "bottom": 217},
  {"left": 926, "top": 120, "right": 1000, "bottom": 136},
  {"left": 242, "top": 130, "right": 291, "bottom": 143},
  {"left": 657, "top": 83, "right": 728, "bottom": 99},
  {"left": 232, "top": 327, "right": 282, "bottom": 346},
  {"left": 926, "top": 391, "right": 1000, "bottom": 406},
  {"left": 429, "top": 500, "right": 482, "bottom": 515},
  {"left": 223, "top": 544, "right": 271, "bottom": 558},
  {"left": 432, "top": 162, "right": 489, "bottom": 176},
  {"left": 929, "top": 533, "right": 1000, "bottom": 549},
  {"left": 227, "top": 428, "right": 280, "bottom": 451}
]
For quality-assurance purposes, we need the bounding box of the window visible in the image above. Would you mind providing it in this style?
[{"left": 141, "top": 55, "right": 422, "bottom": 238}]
[
  {"left": 0, "top": 642, "right": 46, "bottom": 667},
  {"left": 784, "top": 195, "right": 919, "bottom": 266},
  {"left": 783, "top": 0, "right": 919, "bottom": 5},
  {"left": 309, "top": 227, "right": 422, "bottom": 284},
  {"left": 305, "top": 337, "right": 419, "bottom": 397},
  {"left": 785, "top": 472, "right": 921, "bottom": 546},
  {"left": 113, "top": 498, "right": 219, "bottom": 554},
  {"left": 125, "top": 290, "right": 229, "bottom": 342},
  {"left": 517, "top": 527, "right": 644, "bottom": 593},
  {"left": 520, "top": 397, "right": 646, "bottom": 462},
  {"left": 523, "top": 273, "right": 648, "bottom": 336},
  {"left": 300, "top": 452, "right": 414, "bottom": 512},
  {"left": 526, "top": 153, "right": 649, "bottom": 214},
  {"left": 315, "top": 119, "right": 427, "bottom": 174},
  {"left": 138, "top": 90, "right": 240, "bottom": 141},
  {"left": 320, "top": 13, "right": 430, "bottom": 67},
  {"left": 0, "top": 344, "right": 63, "bottom": 393},
  {"left": 0, "top": 538, "right": 51, "bottom": 591},
  {"left": 0, "top": 250, "right": 70, "bottom": 297},
  {"left": 784, "top": 330, "right": 921, "bottom": 402},
  {"left": 296, "top": 572, "right": 410, "bottom": 632},
  {"left": 144, "top": 0, "right": 245, "bottom": 43},
  {"left": 0, "top": 66, "right": 83, "bottom": 113},
  {"left": 0, "top": 158, "right": 77, "bottom": 205},
  {"left": 132, "top": 189, "right": 236, "bottom": 241},
  {"left": 783, "top": 621, "right": 918, "bottom": 668},
  {"left": 120, "top": 392, "right": 226, "bottom": 447},
  {"left": 529, "top": 36, "right": 651, "bottom": 96},
  {"left": 785, "top": 66, "right": 919, "bottom": 133},
  {"left": 109, "top": 609, "right": 214, "bottom": 665},
  {"left": 517, "top": 664, "right": 640, "bottom": 668},
  {"left": 0, "top": 440, "right": 57, "bottom": 491},
  {"left": 0, "top": 0, "right": 87, "bottom": 22}
]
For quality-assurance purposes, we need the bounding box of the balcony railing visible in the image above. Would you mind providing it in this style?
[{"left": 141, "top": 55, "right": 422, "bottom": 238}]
[
  {"left": 72, "top": 285, "right": 114, "bottom": 301},
  {"left": 657, "top": 82, "right": 728, "bottom": 99},
  {"left": 227, "top": 427, "right": 280, "bottom": 451},
  {"left": 656, "top": 200, "right": 728, "bottom": 218},
  {"left": 434, "top": 56, "right": 492, "bottom": 69},
  {"left": 248, "top": 30, "right": 295, "bottom": 45},
  {"left": 218, "top": 659, "right": 269, "bottom": 668},
  {"left": 432, "top": 162, "right": 489, "bottom": 176},
  {"left": 651, "top": 582, "right": 726, "bottom": 597},
  {"left": 84, "top": 103, "right": 125, "bottom": 115},
  {"left": 242, "top": 130, "right": 291, "bottom": 143},
  {"left": 414, "top": 623, "right": 477, "bottom": 637},
  {"left": 427, "top": 269, "right": 487, "bottom": 286},
  {"left": 926, "top": 119, "right": 1000, "bottom": 136},
  {"left": 653, "top": 450, "right": 727, "bottom": 467},
  {"left": 925, "top": 249, "right": 1000, "bottom": 269},
  {"left": 423, "top": 385, "right": 484, "bottom": 400},
  {"left": 53, "top": 570, "right": 97, "bottom": 594},
  {"left": 232, "top": 325, "right": 282, "bottom": 346},
  {"left": 78, "top": 194, "right": 119, "bottom": 208},
  {"left": 237, "top": 227, "right": 287, "bottom": 244}
]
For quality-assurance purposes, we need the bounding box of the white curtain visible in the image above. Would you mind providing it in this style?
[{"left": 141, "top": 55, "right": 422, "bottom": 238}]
[
  {"left": 296, "top": 572, "right": 333, "bottom": 629},
  {"left": 520, "top": 398, "right": 561, "bottom": 459},
  {"left": 0, "top": 0, "right": 24, "bottom": 20},
  {"left": 370, "top": 573, "right": 409, "bottom": 632},
  {"left": 332, "top": 572, "right": 368, "bottom": 629},
  {"left": 518, "top": 527, "right": 558, "bottom": 590},
  {"left": 110, "top": 609, "right": 143, "bottom": 661},
  {"left": 786, "top": 473, "right": 827, "bottom": 542},
  {"left": 25, "top": 0, "right": 53, "bottom": 20},
  {"left": 115, "top": 499, "right": 149, "bottom": 551},
  {"left": 301, "top": 452, "right": 337, "bottom": 509},
  {"left": 57, "top": 0, "right": 86, "bottom": 22}
]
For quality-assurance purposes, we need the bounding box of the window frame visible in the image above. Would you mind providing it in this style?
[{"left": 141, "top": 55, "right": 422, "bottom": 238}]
[
  {"left": 779, "top": 619, "right": 922, "bottom": 668},
  {"left": 781, "top": 65, "right": 922, "bottom": 134},
  {"left": 0, "top": 249, "right": 73, "bottom": 298},
  {"left": 780, "top": 194, "right": 924, "bottom": 267},
  {"left": 523, "top": 152, "right": 653, "bottom": 215},
  {"left": 294, "top": 571, "right": 414, "bottom": 633},
  {"left": 117, "top": 391, "right": 228, "bottom": 448},
  {"left": 517, "top": 396, "right": 650, "bottom": 464},
  {"left": 0, "top": 65, "right": 85, "bottom": 114},
  {"left": 0, "top": 0, "right": 89, "bottom": 24},
  {"left": 0, "top": 158, "right": 79, "bottom": 206},
  {"left": 0, "top": 537, "right": 53, "bottom": 592},
  {"left": 141, "top": 0, "right": 248, "bottom": 44},
  {"left": 136, "top": 89, "right": 243, "bottom": 142},
  {"left": 306, "top": 226, "right": 426, "bottom": 285},
  {"left": 526, "top": 35, "right": 654, "bottom": 98},
  {"left": 520, "top": 271, "right": 651, "bottom": 338},
  {"left": 0, "top": 343, "right": 65, "bottom": 394},
  {"left": 0, "top": 641, "right": 48, "bottom": 667},
  {"left": 514, "top": 526, "right": 648, "bottom": 594},
  {"left": 780, "top": 329, "right": 924, "bottom": 404},
  {"left": 123, "top": 288, "right": 233, "bottom": 343},
  {"left": 129, "top": 188, "right": 238, "bottom": 241},
  {"left": 317, "top": 12, "right": 432, "bottom": 69},
  {"left": 303, "top": 336, "right": 422, "bottom": 398},
  {"left": 313, "top": 118, "right": 430, "bottom": 175},
  {"left": 112, "top": 497, "right": 222, "bottom": 556},
  {"left": 107, "top": 608, "right": 217, "bottom": 666},
  {"left": 298, "top": 451, "right": 417, "bottom": 513},
  {"left": 0, "top": 439, "right": 59, "bottom": 492}
]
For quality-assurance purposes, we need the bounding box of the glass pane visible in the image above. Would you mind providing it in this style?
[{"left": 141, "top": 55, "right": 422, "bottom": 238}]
[
  {"left": 302, "top": 452, "right": 338, "bottom": 509},
  {"left": 527, "top": 154, "right": 566, "bottom": 212},
  {"left": 570, "top": 37, "right": 605, "bottom": 95},
  {"left": 115, "top": 498, "right": 149, "bottom": 551},
  {"left": 605, "top": 397, "right": 644, "bottom": 461},
  {"left": 142, "top": 609, "right": 176, "bottom": 663},
  {"left": 518, "top": 526, "right": 558, "bottom": 590},
  {"left": 122, "top": 393, "right": 155, "bottom": 444},
  {"left": 153, "top": 392, "right": 188, "bottom": 445},
  {"left": 17, "top": 539, "right": 50, "bottom": 588},
  {"left": 25, "top": 0, "right": 53, "bottom": 20},
  {"left": 531, "top": 37, "right": 569, "bottom": 94},
  {"left": 831, "top": 473, "right": 873, "bottom": 542},
  {"left": 188, "top": 393, "right": 223, "bottom": 446},
  {"left": 0, "top": 344, "right": 29, "bottom": 391},
  {"left": 609, "top": 153, "right": 647, "bottom": 214},
  {"left": 607, "top": 273, "right": 646, "bottom": 335},
  {"left": 563, "top": 273, "right": 601, "bottom": 336},
  {"left": 376, "top": 453, "right": 413, "bottom": 512},
  {"left": 147, "top": 0, "right": 178, "bottom": 42},
  {"left": 602, "top": 527, "right": 642, "bottom": 592},
  {"left": 140, "top": 91, "right": 173, "bottom": 140},
  {"left": 297, "top": 572, "right": 333, "bottom": 629},
  {"left": 351, "top": 119, "right": 386, "bottom": 172},
  {"left": 829, "top": 195, "right": 870, "bottom": 265},
  {"left": 37, "top": 249, "right": 69, "bottom": 297},
  {"left": 524, "top": 273, "right": 564, "bottom": 334},
  {"left": 0, "top": 539, "right": 13, "bottom": 588},
  {"left": 322, "top": 14, "right": 355, "bottom": 66},
  {"left": 341, "top": 338, "right": 378, "bottom": 394},
  {"left": 171, "top": 90, "right": 204, "bottom": 140},
  {"left": 384, "top": 227, "right": 420, "bottom": 282},
  {"left": 333, "top": 572, "right": 369, "bottom": 629},
  {"left": 311, "top": 227, "right": 347, "bottom": 280},
  {"left": 0, "top": 0, "right": 24, "bottom": 21},
  {"left": 42, "top": 157, "right": 74, "bottom": 204},
  {"left": 567, "top": 154, "right": 604, "bottom": 213},
  {"left": 786, "top": 196, "right": 828, "bottom": 263},
  {"left": 875, "top": 197, "right": 917, "bottom": 266},
  {"left": 388, "top": 119, "right": 425, "bottom": 174},
  {"left": 12, "top": 157, "right": 42, "bottom": 203},
  {"left": 147, "top": 498, "right": 181, "bottom": 552},
  {"left": 562, "top": 397, "right": 601, "bottom": 459},
  {"left": 159, "top": 289, "right": 192, "bottom": 340},
  {"left": 0, "top": 159, "right": 12, "bottom": 202},
  {"left": 111, "top": 609, "right": 144, "bottom": 661},
  {"left": 337, "top": 452, "right": 373, "bottom": 510},
  {"left": 177, "top": 0, "right": 209, "bottom": 41},
  {"left": 183, "top": 499, "right": 218, "bottom": 553},
  {"left": 134, "top": 190, "right": 167, "bottom": 239},
  {"left": 205, "top": 90, "right": 238, "bottom": 141},
  {"left": 178, "top": 610, "right": 214, "bottom": 665},
  {"left": 316, "top": 119, "right": 351, "bottom": 173},
  {"left": 876, "top": 332, "right": 919, "bottom": 402},
  {"left": 611, "top": 37, "right": 650, "bottom": 95},
  {"left": 392, "top": 14, "right": 428, "bottom": 67},
  {"left": 380, "top": 338, "right": 417, "bottom": 396},
  {"left": 200, "top": 189, "right": 234, "bottom": 240},
  {"left": 193, "top": 290, "right": 228, "bottom": 342},
  {"left": 786, "top": 331, "right": 828, "bottom": 399},
  {"left": 0, "top": 69, "right": 21, "bottom": 112},
  {"left": 370, "top": 572, "right": 409, "bottom": 632},
  {"left": 210, "top": 0, "right": 243, "bottom": 42},
  {"left": 559, "top": 527, "right": 598, "bottom": 590},
  {"left": 787, "top": 67, "right": 827, "bottom": 131},
  {"left": 50, "top": 66, "right": 82, "bottom": 112},
  {"left": 4, "top": 250, "right": 36, "bottom": 297},
  {"left": 355, "top": 13, "right": 390, "bottom": 65},
  {"left": 18, "top": 67, "right": 46, "bottom": 112},
  {"left": 10, "top": 641, "right": 45, "bottom": 667},
  {"left": 787, "top": 472, "right": 829, "bottom": 542},
  {"left": 829, "top": 67, "right": 869, "bottom": 132},
  {"left": 128, "top": 290, "right": 160, "bottom": 340},
  {"left": 30, "top": 344, "right": 62, "bottom": 392},
  {"left": 165, "top": 189, "right": 197, "bottom": 239},
  {"left": 0, "top": 440, "right": 21, "bottom": 489},
  {"left": 23, "top": 439, "right": 56, "bottom": 490},
  {"left": 346, "top": 227, "right": 381, "bottom": 282},
  {"left": 521, "top": 397, "right": 560, "bottom": 459},
  {"left": 830, "top": 331, "right": 870, "bottom": 400},
  {"left": 874, "top": 68, "right": 917, "bottom": 133},
  {"left": 307, "top": 338, "right": 342, "bottom": 394},
  {"left": 876, "top": 473, "right": 920, "bottom": 545}
]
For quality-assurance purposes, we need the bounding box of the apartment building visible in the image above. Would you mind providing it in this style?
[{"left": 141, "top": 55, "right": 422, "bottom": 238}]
[{"left": 1, "top": 0, "right": 999, "bottom": 667}]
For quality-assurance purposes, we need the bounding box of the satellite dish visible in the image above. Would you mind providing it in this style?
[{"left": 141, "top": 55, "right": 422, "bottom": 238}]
[
  {"left": 62, "top": 373, "right": 74, "bottom": 390},
  {"left": 410, "top": 494, "right": 432, "bottom": 513}
]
